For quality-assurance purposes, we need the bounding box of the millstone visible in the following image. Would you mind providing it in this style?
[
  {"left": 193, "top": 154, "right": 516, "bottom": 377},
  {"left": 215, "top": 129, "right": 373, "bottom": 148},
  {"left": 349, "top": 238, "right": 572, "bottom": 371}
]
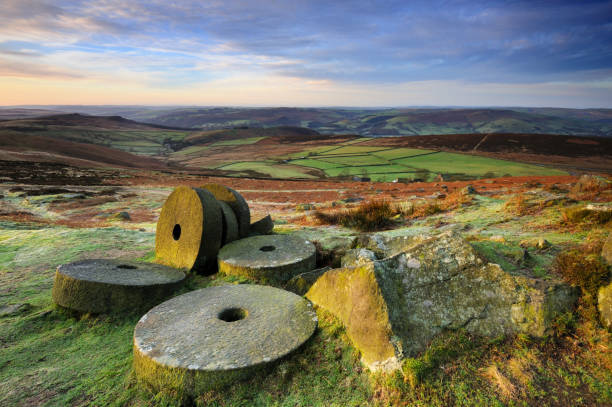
[
  {"left": 218, "top": 235, "right": 316, "bottom": 282},
  {"left": 133, "top": 284, "right": 317, "bottom": 395},
  {"left": 155, "top": 186, "right": 222, "bottom": 272},
  {"left": 52, "top": 259, "right": 185, "bottom": 313},
  {"left": 218, "top": 200, "right": 239, "bottom": 245},
  {"left": 200, "top": 183, "right": 250, "bottom": 237},
  {"left": 249, "top": 214, "right": 274, "bottom": 235}
]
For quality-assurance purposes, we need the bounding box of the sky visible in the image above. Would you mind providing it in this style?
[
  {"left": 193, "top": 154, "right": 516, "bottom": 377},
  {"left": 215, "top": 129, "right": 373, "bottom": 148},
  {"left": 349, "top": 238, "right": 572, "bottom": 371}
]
[{"left": 0, "top": 0, "right": 611, "bottom": 107}]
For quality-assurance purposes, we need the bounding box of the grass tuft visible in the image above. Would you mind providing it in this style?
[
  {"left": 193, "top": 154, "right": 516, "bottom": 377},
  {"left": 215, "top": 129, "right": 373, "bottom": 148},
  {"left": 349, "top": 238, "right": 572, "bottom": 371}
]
[
  {"left": 504, "top": 194, "right": 530, "bottom": 216},
  {"left": 561, "top": 206, "right": 612, "bottom": 225},
  {"left": 569, "top": 175, "right": 611, "bottom": 200},
  {"left": 313, "top": 200, "right": 395, "bottom": 232},
  {"left": 553, "top": 249, "right": 609, "bottom": 298}
]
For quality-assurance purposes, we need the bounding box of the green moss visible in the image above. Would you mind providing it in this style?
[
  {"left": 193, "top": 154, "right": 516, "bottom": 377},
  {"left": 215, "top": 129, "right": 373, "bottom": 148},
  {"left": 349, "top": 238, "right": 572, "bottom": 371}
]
[
  {"left": 133, "top": 344, "right": 264, "bottom": 401},
  {"left": 470, "top": 240, "right": 526, "bottom": 273},
  {"left": 51, "top": 270, "right": 184, "bottom": 314},
  {"left": 306, "top": 265, "right": 397, "bottom": 367}
]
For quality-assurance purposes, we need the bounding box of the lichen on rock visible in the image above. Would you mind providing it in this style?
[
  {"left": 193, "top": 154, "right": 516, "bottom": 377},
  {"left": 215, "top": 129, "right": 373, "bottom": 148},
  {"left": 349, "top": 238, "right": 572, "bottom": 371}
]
[{"left": 306, "top": 231, "right": 578, "bottom": 372}]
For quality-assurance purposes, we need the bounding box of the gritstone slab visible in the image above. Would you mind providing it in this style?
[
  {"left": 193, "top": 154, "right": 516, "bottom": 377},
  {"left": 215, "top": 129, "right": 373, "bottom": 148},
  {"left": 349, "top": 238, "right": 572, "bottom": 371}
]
[
  {"left": 133, "top": 284, "right": 317, "bottom": 395},
  {"left": 218, "top": 235, "right": 316, "bottom": 282},
  {"left": 52, "top": 259, "right": 185, "bottom": 313}
]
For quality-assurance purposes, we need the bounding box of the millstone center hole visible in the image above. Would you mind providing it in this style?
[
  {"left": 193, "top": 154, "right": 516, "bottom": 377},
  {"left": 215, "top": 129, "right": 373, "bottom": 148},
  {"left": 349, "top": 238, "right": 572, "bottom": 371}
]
[
  {"left": 260, "top": 245, "right": 275, "bottom": 252},
  {"left": 172, "top": 224, "right": 181, "bottom": 241},
  {"left": 117, "top": 264, "right": 137, "bottom": 269},
  {"left": 218, "top": 307, "right": 248, "bottom": 322}
]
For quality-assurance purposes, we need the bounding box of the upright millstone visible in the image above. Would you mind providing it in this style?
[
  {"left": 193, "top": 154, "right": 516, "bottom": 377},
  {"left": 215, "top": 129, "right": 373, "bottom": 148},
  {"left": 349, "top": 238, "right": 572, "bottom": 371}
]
[
  {"left": 217, "top": 235, "right": 316, "bottom": 283},
  {"left": 217, "top": 200, "right": 239, "bottom": 245},
  {"left": 155, "top": 186, "right": 222, "bottom": 272},
  {"left": 52, "top": 259, "right": 186, "bottom": 314},
  {"left": 133, "top": 284, "right": 317, "bottom": 396},
  {"left": 200, "top": 183, "right": 250, "bottom": 238}
]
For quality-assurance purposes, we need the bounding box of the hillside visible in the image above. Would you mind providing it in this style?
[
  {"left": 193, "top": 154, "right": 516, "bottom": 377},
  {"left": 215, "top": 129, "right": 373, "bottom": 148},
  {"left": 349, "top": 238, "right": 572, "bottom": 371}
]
[
  {"left": 94, "top": 107, "right": 612, "bottom": 137},
  {"left": 2, "top": 113, "right": 610, "bottom": 180},
  {"left": 4, "top": 107, "right": 611, "bottom": 137},
  {"left": 0, "top": 114, "right": 191, "bottom": 157},
  {"left": 0, "top": 131, "right": 166, "bottom": 169}
]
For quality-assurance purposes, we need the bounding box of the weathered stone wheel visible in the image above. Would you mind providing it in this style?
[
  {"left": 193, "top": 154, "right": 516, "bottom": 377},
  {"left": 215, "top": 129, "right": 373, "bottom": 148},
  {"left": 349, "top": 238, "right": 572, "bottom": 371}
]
[
  {"left": 155, "top": 186, "right": 222, "bottom": 272},
  {"left": 200, "top": 183, "right": 250, "bottom": 237},
  {"left": 217, "top": 200, "right": 239, "bottom": 245},
  {"left": 52, "top": 259, "right": 185, "bottom": 314},
  {"left": 249, "top": 214, "right": 274, "bottom": 235},
  {"left": 218, "top": 235, "right": 316, "bottom": 283},
  {"left": 133, "top": 284, "right": 317, "bottom": 396}
]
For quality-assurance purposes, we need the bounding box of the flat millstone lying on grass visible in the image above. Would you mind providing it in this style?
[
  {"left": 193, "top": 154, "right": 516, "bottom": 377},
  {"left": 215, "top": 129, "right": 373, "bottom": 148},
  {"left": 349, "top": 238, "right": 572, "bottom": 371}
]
[
  {"left": 133, "top": 284, "right": 317, "bottom": 396},
  {"left": 217, "top": 235, "right": 316, "bottom": 282},
  {"left": 52, "top": 259, "right": 186, "bottom": 314}
]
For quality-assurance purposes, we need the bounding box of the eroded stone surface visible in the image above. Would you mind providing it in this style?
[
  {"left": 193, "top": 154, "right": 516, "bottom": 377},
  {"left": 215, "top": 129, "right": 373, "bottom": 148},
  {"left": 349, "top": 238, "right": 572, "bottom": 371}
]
[
  {"left": 307, "top": 231, "right": 578, "bottom": 372},
  {"left": 52, "top": 259, "right": 186, "bottom": 313},
  {"left": 598, "top": 282, "right": 612, "bottom": 330},
  {"left": 602, "top": 233, "right": 612, "bottom": 265},
  {"left": 133, "top": 284, "right": 317, "bottom": 395},
  {"left": 201, "top": 183, "right": 251, "bottom": 238},
  {"left": 286, "top": 266, "right": 331, "bottom": 296},
  {"left": 218, "top": 200, "right": 239, "bottom": 245},
  {"left": 218, "top": 235, "right": 316, "bottom": 282},
  {"left": 249, "top": 215, "right": 274, "bottom": 236},
  {"left": 155, "top": 186, "right": 222, "bottom": 272}
]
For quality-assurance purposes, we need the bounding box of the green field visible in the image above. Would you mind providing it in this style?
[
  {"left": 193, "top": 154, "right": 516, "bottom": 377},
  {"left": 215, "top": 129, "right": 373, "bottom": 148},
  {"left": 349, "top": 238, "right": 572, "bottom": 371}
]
[
  {"left": 289, "top": 158, "right": 343, "bottom": 170},
  {"left": 318, "top": 145, "right": 390, "bottom": 155},
  {"left": 211, "top": 136, "right": 267, "bottom": 146},
  {"left": 394, "top": 152, "right": 568, "bottom": 177},
  {"left": 35, "top": 129, "right": 190, "bottom": 156},
  {"left": 217, "top": 161, "right": 318, "bottom": 178},
  {"left": 317, "top": 154, "right": 389, "bottom": 166},
  {"left": 372, "top": 147, "right": 437, "bottom": 160},
  {"left": 170, "top": 145, "right": 211, "bottom": 157},
  {"left": 283, "top": 147, "right": 568, "bottom": 181}
]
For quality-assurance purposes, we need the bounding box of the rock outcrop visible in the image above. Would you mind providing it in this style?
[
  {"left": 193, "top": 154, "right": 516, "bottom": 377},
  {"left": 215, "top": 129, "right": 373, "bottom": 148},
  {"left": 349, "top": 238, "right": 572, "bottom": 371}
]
[
  {"left": 306, "top": 231, "right": 578, "bottom": 372},
  {"left": 602, "top": 233, "right": 612, "bottom": 266},
  {"left": 598, "top": 282, "right": 612, "bottom": 330}
]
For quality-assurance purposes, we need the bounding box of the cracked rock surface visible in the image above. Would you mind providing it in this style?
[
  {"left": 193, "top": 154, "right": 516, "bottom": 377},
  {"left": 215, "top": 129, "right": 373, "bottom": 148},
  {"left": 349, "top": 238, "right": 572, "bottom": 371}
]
[{"left": 306, "top": 231, "right": 578, "bottom": 372}]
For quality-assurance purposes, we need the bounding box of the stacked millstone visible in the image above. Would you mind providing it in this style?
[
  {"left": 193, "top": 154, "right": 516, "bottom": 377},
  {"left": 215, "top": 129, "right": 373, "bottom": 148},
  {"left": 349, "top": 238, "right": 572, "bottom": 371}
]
[
  {"left": 218, "top": 235, "right": 316, "bottom": 283},
  {"left": 154, "top": 184, "right": 256, "bottom": 273}
]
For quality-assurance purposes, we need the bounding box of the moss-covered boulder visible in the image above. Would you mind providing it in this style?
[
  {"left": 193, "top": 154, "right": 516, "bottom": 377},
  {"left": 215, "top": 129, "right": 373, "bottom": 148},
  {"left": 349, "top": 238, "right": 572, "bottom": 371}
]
[
  {"left": 341, "top": 248, "right": 378, "bottom": 267},
  {"left": 598, "top": 282, "right": 612, "bottom": 330},
  {"left": 218, "top": 235, "right": 316, "bottom": 283},
  {"left": 602, "top": 233, "right": 612, "bottom": 265},
  {"left": 52, "top": 259, "right": 186, "bottom": 314},
  {"left": 352, "top": 231, "right": 429, "bottom": 258},
  {"left": 306, "top": 231, "right": 578, "bottom": 372},
  {"left": 285, "top": 266, "right": 331, "bottom": 295},
  {"left": 133, "top": 284, "right": 317, "bottom": 397}
]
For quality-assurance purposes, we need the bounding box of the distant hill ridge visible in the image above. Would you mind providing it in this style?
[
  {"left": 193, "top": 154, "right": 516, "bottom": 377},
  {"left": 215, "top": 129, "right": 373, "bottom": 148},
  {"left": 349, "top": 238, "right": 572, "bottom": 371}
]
[
  {"left": 0, "top": 113, "right": 188, "bottom": 131},
  {"left": 1, "top": 107, "right": 611, "bottom": 137},
  {"left": 96, "top": 107, "right": 612, "bottom": 137}
]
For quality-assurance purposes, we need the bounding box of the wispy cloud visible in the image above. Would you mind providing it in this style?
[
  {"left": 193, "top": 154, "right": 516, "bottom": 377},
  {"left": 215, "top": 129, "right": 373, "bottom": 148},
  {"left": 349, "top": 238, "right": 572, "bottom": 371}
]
[{"left": 0, "top": 0, "right": 610, "bottom": 106}]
